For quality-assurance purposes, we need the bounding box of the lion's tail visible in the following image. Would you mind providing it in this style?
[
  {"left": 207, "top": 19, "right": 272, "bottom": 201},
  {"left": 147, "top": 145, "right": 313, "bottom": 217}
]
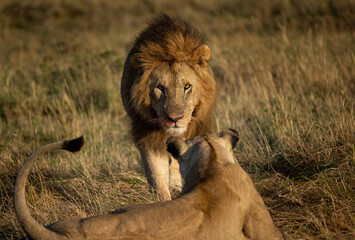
[{"left": 14, "top": 136, "right": 84, "bottom": 240}]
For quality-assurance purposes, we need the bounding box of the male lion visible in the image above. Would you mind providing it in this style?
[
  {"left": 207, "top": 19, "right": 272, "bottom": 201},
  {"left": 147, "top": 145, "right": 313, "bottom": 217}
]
[
  {"left": 15, "top": 130, "right": 284, "bottom": 239},
  {"left": 121, "top": 14, "right": 216, "bottom": 200}
]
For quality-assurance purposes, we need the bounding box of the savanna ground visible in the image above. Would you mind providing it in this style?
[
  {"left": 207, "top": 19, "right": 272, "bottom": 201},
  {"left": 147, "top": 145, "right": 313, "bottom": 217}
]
[{"left": 0, "top": 0, "right": 354, "bottom": 239}]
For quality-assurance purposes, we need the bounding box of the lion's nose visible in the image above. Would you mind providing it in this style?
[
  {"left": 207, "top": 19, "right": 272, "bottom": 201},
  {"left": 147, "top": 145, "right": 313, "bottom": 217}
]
[{"left": 166, "top": 113, "right": 184, "bottom": 123}]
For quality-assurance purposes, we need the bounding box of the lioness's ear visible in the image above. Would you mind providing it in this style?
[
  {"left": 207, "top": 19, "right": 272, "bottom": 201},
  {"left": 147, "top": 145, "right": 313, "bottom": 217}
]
[
  {"left": 219, "top": 128, "right": 239, "bottom": 151},
  {"left": 192, "top": 44, "right": 211, "bottom": 65},
  {"left": 166, "top": 136, "right": 187, "bottom": 159}
]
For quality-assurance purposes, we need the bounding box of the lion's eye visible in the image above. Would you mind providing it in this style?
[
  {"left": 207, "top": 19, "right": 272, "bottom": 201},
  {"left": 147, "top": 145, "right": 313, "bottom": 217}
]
[{"left": 184, "top": 84, "right": 191, "bottom": 90}]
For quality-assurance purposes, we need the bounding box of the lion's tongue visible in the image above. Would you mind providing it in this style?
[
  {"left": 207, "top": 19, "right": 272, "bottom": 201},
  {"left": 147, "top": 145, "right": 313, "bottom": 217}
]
[{"left": 164, "top": 120, "right": 175, "bottom": 127}]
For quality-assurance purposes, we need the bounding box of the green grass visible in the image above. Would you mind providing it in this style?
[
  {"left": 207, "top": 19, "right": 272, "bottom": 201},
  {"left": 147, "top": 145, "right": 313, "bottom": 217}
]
[{"left": 0, "top": 0, "right": 354, "bottom": 239}]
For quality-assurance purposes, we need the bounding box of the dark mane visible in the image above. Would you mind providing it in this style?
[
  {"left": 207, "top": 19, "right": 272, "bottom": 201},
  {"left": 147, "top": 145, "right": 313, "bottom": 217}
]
[{"left": 132, "top": 14, "right": 203, "bottom": 68}]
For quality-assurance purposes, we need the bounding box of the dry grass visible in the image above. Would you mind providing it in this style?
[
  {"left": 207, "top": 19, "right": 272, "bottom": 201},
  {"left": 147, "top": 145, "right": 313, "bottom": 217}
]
[{"left": 0, "top": 0, "right": 354, "bottom": 239}]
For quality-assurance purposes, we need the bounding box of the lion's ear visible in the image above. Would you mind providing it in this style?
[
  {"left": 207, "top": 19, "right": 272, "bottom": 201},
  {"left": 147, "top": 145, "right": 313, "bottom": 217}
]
[
  {"left": 166, "top": 136, "right": 187, "bottom": 159},
  {"left": 193, "top": 44, "right": 211, "bottom": 65},
  {"left": 218, "top": 128, "right": 239, "bottom": 151}
]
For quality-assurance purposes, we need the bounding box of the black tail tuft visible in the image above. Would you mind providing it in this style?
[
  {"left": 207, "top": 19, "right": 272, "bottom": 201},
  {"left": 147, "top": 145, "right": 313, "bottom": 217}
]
[{"left": 63, "top": 136, "right": 85, "bottom": 152}]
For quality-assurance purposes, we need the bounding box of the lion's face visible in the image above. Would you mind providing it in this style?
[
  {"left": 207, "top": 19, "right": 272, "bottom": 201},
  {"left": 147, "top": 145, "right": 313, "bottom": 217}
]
[{"left": 149, "top": 62, "right": 200, "bottom": 135}]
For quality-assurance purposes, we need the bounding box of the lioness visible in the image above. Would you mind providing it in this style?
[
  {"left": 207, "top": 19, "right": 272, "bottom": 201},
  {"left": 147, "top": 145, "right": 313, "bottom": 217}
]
[
  {"left": 121, "top": 14, "right": 216, "bottom": 200},
  {"left": 15, "top": 129, "right": 284, "bottom": 239}
]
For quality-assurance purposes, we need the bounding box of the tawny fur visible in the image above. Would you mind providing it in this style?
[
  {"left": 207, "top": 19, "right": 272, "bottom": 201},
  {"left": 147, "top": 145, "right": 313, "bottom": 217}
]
[
  {"left": 121, "top": 14, "right": 216, "bottom": 200},
  {"left": 15, "top": 130, "right": 284, "bottom": 240}
]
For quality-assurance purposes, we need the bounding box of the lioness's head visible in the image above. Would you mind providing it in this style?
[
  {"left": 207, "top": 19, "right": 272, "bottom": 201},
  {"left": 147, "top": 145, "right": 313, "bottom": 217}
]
[
  {"left": 130, "top": 15, "right": 215, "bottom": 135},
  {"left": 166, "top": 128, "right": 239, "bottom": 193}
]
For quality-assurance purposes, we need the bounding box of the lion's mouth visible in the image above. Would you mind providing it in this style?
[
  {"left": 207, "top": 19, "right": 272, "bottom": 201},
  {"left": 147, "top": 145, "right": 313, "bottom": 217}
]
[
  {"left": 160, "top": 118, "right": 187, "bottom": 134},
  {"left": 162, "top": 120, "right": 183, "bottom": 130},
  {"left": 163, "top": 120, "right": 175, "bottom": 128},
  {"left": 163, "top": 125, "right": 187, "bottom": 135},
  {"left": 159, "top": 114, "right": 184, "bottom": 128}
]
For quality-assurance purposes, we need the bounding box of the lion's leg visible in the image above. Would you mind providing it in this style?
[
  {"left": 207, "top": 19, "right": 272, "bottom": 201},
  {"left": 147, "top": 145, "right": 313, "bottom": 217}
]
[
  {"left": 139, "top": 150, "right": 171, "bottom": 201},
  {"left": 168, "top": 156, "right": 183, "bottom": 194}
]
